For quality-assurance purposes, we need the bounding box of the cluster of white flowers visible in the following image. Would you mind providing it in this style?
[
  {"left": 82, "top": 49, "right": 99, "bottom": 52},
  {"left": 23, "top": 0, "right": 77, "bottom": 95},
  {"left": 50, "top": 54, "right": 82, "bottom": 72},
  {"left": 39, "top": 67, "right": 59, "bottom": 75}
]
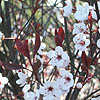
[
  {"left": 16, "top": 68, "right": 74, "bottom": 100},
  {"left": 63, "top": 2, "right": 100, "bottom": 52},
  {"left": 39, "top": 69, "right": 74, "bottom": 100},
  {"left": 1, "top": 1, "right": 100, "bottom": 100},
  {"left": 16, "top": 71, "right": 39, "bottom": 100},
  {"left": 63, "top": 1, "right": 97, "bottom": 21},
  {"left": 73, "top": 3, "right": 91, "bottom": 52}
]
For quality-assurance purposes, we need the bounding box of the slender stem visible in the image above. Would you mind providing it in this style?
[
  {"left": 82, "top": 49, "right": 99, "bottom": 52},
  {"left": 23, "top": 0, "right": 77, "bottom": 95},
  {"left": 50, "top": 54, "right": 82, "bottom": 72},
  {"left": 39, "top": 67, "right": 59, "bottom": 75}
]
[{"left": 84, "top": 88, "right": 100, "bottom": 100}]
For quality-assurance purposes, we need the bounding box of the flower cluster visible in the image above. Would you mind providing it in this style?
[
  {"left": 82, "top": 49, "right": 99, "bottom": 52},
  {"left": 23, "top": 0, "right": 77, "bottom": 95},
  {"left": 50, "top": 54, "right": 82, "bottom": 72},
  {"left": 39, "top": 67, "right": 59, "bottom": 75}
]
[
  {"left": 1, "top": 0, "right": 100, "bottom": 100},
  {"left": 39, "top": 69, "right": 74, "bottom": 100},
  {"left": 16, "top": 71, "right": 39, "bottom": 100}
]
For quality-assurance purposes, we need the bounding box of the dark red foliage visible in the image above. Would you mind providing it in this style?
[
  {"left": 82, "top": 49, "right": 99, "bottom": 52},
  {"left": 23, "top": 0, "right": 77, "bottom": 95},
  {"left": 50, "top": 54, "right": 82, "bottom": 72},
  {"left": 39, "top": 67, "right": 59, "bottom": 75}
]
[
  {"left": 81, "top": 51, "right": 91, "bottom": 74},
  {"left": 0, "top": 61, "right": 25, "bottom": 70},
  {"left": 33, "top": 59, "right": 41, "bottom": 73},
  {"left": 15, "top": 39, "right": 30, "bottom": 59},
  {"left": 35, "top": 23, "right": 43, "bottom": 33},
  {"left": 33, "top": 33, "right": 41, "bottom": 59},
  {"left": 55, "top": 27, "right": 65, "bottom": 46}
]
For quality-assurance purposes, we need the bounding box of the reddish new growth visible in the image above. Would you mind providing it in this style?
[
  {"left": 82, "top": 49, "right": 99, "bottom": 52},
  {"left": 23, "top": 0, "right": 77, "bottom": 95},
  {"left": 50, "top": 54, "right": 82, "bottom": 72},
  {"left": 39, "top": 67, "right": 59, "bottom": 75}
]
[
  {"left": 0, "top": 81, "right": 1, "bottom": 85},
  {"left": 48, "top": 86, "right": 54, "bottom": 92}
]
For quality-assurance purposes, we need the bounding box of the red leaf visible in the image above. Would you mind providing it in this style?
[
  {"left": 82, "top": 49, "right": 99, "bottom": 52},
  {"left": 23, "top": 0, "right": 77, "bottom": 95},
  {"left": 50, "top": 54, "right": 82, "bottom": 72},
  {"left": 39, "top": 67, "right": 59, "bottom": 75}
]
[
  {"left": 33, "top": 59, "right": 41, "bottom": 73},
  {"left": 55, "top": 27, "right": 65, "bottom": 46},
  {"left": 55, "top": 35, "right": 62, "bottom": 46},
  {"left": 58, "top": 27, "right": 65, "bottom": 43},
  {"left": 81, "top": 51, "right": 91, "bottom": 74},
  {"left": 33, "top": 33, "right": 41, "bottom": 58},
  {"left": 23, "top": 40, "right": 30, "bottom": 58},
  {"left": 0, "top": 61, "right": 25, "bottom": 70},
  {"left": 15, "top": 39, "right": 30, "bottom": 59}
]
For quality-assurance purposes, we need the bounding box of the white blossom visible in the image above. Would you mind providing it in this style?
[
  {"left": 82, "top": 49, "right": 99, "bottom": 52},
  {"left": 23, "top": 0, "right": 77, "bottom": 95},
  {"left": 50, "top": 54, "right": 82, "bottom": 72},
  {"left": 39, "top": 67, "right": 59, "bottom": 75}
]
[
  {"left": 58, "top": 69, "right": 74, "bottom": 90},
  {"left": 0, "top": 31, "right": 3, "bottom": 40},
  {"left": 89, "top": 6, "right": 97, "bottom": 20},
  {"left": 63, "top": 1, "right": 72, "bottom": 17},
  {"left": 98, "top": 20, "right": 100, "bottom": 33},
  {"left": 38, "top": 42, "right": 46, "bottom": 55},
  {"left": 47, "top": 46, "right": 70, "bottom": 68},
  {"left": 0, "top": 73, "right": 8, "bottom": 89},
  {"left": 39, "top": 81, "right": 62, "bottom": 98},
  {"left": 24, "top": 91, "right": 37, "bottom": 100},
  {"left": 76, "top": 82, "right": 83, "bottom": 89},
  {"left": 16, "top": 72, "right": 27, "bottom": 87},
  {"left": 73, "top": 33, "right": 90, "bottom": 51},
  {"left": 0, "top": 17, "right": 2, "bottom": 23},
  {"left": 74, "top": 4, "right": 89, "bottom": 21},
  {"left": 22, "top": 84, "right": 30, "bottom": 93},
  {"left": 97, "top": 39, "right": 100, "bottom": 48},
  {"left": 91, "top": 10, "right": 97, "bottom": 20},
  {"left": 73, "top": 22, "right": 87, "bottom": 34}
]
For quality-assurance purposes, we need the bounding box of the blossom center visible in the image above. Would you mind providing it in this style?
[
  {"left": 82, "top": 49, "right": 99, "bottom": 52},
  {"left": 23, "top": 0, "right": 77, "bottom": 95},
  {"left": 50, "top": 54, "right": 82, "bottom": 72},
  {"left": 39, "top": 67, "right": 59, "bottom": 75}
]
[
  {"left": 80, "top": 28, "right": 84, "bottom": 32},
  {"left": 79, "top": 40, "right": 85, "bottom": 46},
  {"left": 48, "top": 86, "right": 54, "bottom": 92},
  {"left": 65, "top": 77, "right": 71, "bottom": 82},
  {"left": 56, "top": 55, "right": 62, "bottom": 60}
]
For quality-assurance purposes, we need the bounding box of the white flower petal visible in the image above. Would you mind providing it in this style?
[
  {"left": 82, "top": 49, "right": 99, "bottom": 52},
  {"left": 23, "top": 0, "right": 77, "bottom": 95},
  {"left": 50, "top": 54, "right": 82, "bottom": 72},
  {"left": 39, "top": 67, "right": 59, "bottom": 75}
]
[
  {"left": 0, "top": 31, "right": 3, "bottom": 39},
  {"left": 74, "top": 4, "right": 89, "bottom": 21},
  {"left": 63, "top": 1, "right": 72, "bottom": 17},
  {"left": 40, "top": 43, "right": 46, "bottom": 49},
  {"left": 62, "top": 52, "right": 69, "bottom": 60},
  {"left": 22, "top": 84, "right": 30, "bottom": 93},
  {"left": 91, "top": 10, "right": 97, "bottom": 20},
  {"left": 0, "top": 84, "right": 4, "bottom": 89},
  {"left": 53, "top": 89, "right": 62, "bottom": 97},
  {"left": 1, "top": 77, "right": 8, "bottom": 84},
  {"left": 0, "top": 17, "right": 2, "bottom": 23},
  {"left": 24, "top": 92, "right": 35, "bottom": 100},
  {"left": 55, "top": 46, "right": 63, "bottom": 55},
  {"left": 85, "top": 39, "right": 90, "bottom": 46},
  {"left": 18, "top": 72, "right": 27, "bottom": 79},
  {"left": 16, "top": 79, "right": 24, "bottom": 85},
  {"left": 56, "top": 59, "right": 64, "bottom": 67},
  {"left": 47, "top": 50, "right": 56, "bottom": 58},
  {"left": 38, "top": 49, "right": 43, "bottom": 55},
  {"left": 97, "top": 39, "right": 100, "bottom": 48}
]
